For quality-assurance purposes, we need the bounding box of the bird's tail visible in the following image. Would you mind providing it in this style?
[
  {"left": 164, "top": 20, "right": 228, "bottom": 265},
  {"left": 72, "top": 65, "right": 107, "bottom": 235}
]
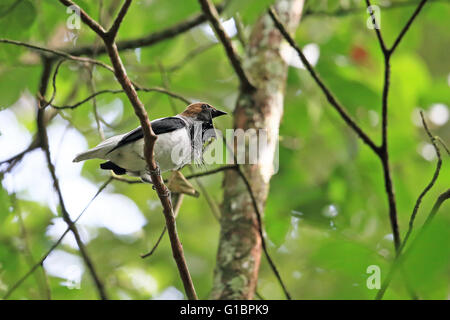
[
  {"left": 73, "top": 148, "right": 105, "bottom": 162},
  {"left": 73, "top": 136, "right": 121, "bottom": 162}
]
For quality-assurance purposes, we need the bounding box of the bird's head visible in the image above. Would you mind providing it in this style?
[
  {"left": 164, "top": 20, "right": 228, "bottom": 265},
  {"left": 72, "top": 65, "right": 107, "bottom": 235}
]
[{"left": 180, "top": 102, "right": 227, "bottom": 122}]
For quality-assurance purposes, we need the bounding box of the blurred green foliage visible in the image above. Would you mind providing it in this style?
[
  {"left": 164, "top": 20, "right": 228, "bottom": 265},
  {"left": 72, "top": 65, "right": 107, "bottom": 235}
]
[{"left": 0, "top": 0, "right": 449, "bottom": 300}]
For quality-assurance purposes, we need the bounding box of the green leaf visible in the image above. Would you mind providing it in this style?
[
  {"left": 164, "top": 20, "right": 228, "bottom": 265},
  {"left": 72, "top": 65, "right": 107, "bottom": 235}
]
[
  {"left": 403, "top": 218, "right": 450, "bottom": 298},
  {"left": 225, "top": 0, "right": 275, "bottom": 23},
  {"left": 315, "top": 62, "right": 381, "bottom": 113},
  {"left": 0, "top": 65, "right": 40, "bottom": 109},
  {"left": 0, "top": 185, "right": 11, "bottom": 225},
  {"left": 0, "top": 0, "right": 36, "bottom": 38}
]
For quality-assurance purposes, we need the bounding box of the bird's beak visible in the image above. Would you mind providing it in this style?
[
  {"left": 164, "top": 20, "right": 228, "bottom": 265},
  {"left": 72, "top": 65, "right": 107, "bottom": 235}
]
[{"left": 211, "top": 109, "right": 227, "bottom": 118}]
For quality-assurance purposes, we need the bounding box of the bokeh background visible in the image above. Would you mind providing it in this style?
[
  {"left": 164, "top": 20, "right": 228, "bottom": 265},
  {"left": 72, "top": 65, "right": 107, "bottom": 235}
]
[{"left": 0, "top": 0, "right": 449, "bottom": 299}]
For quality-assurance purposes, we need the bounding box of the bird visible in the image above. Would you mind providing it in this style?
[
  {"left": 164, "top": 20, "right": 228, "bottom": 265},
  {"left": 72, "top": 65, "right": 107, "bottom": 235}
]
[{"left": 73, "top": 102, "right": 227, "bottom": 183}]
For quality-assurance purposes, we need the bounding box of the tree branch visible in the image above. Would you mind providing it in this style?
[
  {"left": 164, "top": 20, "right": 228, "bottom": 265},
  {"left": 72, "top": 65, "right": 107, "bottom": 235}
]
[
  {"left": 3, "top": 178, "right": 112, "bottom": 300},
  {"left": 268, "top": 7, "right": 379, "bottom": 154},
  {"left": 40, "top": 59, "right": 66, "bottom": 109},
  {"left": 376, "top": 188, "right": 450, "bottom": 299},
  {"left": 105, "top": 0, "right": 132, "bottom": 43},
  {"left": 65, "top": 3, "right": 225, "bottom": 57},
  {"left": 365, "top": 0, "right": 387, "bottom": 52},
  {"left": 273, "top": 0, "right": 430, "bottom": 298},
  {"left": 374, "top": 111, "right": 447, "bottom": 299},
  {"left": 399, "top": 111, "right": 443, "bottom": 254},
  {"left": 58, "top": 0, "right": 197, "bottom": 300},
  {"left": 198, "top": 0, "right": 255, "bottom": 92},
  {"left": 12, "top": 193, "right": 51, "bottom": 299},
  {"left": 423, "top": 189, "right": 450, "bottom": 227},
  {"left": 141, "top": 193, "right": 184, "bottom": 258},
  {"left": 390, "top": 0, "right": 429, "bottom": 54},
  {"left": 112, "top": 165, "right": 238, "bottom": 184},
  {"left": 36, "top": 58, "right": 108, "bottom": 300},
  {"left": 47, "top": 86, "right": 191, "bottom": 110},
  {"left": 0, "top": 139, "right": 40, "bottom": 174},
  {"left": 59, "top": 0, "right": 106, "bottom": 37},
  {"left": 365, "top": 0, "right": 432, "bottom": 298},
  {"left": 0, "top": 39, "right": 114, "bottom": 73},
  {"left": 365, "top": 0, "right": 429, "bottom": 254},
  {"left": 184, "top": 165, "right": 238, "bottom": 180}
]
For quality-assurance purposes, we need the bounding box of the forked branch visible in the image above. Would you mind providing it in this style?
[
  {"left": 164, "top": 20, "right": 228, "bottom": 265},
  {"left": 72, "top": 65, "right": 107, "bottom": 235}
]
[{"left": 57, "top": 0, "right": 197, "bottom": 300}]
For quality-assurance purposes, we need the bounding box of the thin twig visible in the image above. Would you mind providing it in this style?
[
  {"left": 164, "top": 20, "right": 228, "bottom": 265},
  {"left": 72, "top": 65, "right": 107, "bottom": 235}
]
[
  {"left": 112, "top": 165, "right": 238, "bottom": 184},
  {"left": 198, "top": 0, "right": 255, "bottom": 92},
  {"left": 376, "top": 189, "right": 450, "bottom": 299},
  {"left": 36, "top": 58, "right": 108, "bottom": 300},
  {"left": 268, "top": 7, "right": 379, "bottom": 154},
  {"left": 375, "top": 112, "right": 446, "bottom": 300},
  {"left": 365, "top": 0, "right": 387, "bottom": 52},
  {"left": 435, "top": 136, "right": 449, "bottom": 155},
  {"left": 235, "top": 166, "right": 292, "bottom": 300},
  {"left": 105, "top": 0, "right": 131, "bottom": 42},
  {"left": 12, "top": 193, "right": 51, "bottom": 299},
  {"left": 361, "top": 0, "right": 431, "bottom": 299},
  {"left": 65, "top": 3, "right": 225, "bottom": 57},
  {"left": 86, "top": 64, "right": 105, "bottom": 140},
  {"left": 399, "top": 111, "right": 443, "bottom": 254},
  {"left": 3, "top": 178, "right": 112, "bottom": 300},
  {"left": 184, "top": 165, "right": 238, "bottom": 180},
  {"left": 365, "top": 0, "right": 429, "bottom": 254},
  {"left": 120, "top": 85, "right": 191, "bottom": 104},
  {"left": 365, "top": 0, "right": 433, "bottom": 299},
  {"left": 60, "top": 0, "right": 106, "bottom": 36},
  {"left": 271, "top": 0, "right": 430, "bottom": 299},
  {"left": 40, "top": 59, "right": 66, "bottom": 109},
  {"left": 125, "top": 43, "right": 217, "bottom": 75},
  {"left": 0, "top": 139, "right": 40, "bottom": 173},
  {"left": 0, "top": 39, "right": 114, "bottom": 73},
  {"left": 234, "top": 12, "right": 247, "bottom": 48},
  {"left": 86, "top": 4, "right": 106, "bottom": 141},
  {"left": 48, "top": 86, "right": 191, "bottom": 110},
  {"left": 422, "top": 189, "right": 450, "bottom": 227},
  {"left": 141, "top": 193, "right": 184, "bottom": 258},
  {"left": 390, "top": 0, "right": 429, "bottom": 54}
]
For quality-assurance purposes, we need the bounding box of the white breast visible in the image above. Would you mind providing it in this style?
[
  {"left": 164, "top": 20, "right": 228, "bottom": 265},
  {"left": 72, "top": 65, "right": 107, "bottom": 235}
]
[{"left": 106, "top": 127, "right": 192, "bottom": 174}]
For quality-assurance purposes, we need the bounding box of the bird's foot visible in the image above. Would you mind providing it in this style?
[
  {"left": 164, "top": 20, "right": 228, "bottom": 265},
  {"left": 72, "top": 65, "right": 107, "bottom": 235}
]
[{"left": 167, "top": 171, "right": 200, "bottom": 198}]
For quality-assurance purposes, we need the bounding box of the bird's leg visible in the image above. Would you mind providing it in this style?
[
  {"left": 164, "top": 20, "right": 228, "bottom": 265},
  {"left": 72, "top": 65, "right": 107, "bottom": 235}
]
[
  {"left": 146, "top": 165, "right": 172, "bottom": 197},
  {"left": 167, "top": 171, "right": 200, "bottom": 198}
]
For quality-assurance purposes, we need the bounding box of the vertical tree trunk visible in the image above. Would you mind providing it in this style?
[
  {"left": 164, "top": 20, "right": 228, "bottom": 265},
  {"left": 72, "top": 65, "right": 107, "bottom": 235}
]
[{"left": 211, "top": 0, "right": 304, "bottom": 300}]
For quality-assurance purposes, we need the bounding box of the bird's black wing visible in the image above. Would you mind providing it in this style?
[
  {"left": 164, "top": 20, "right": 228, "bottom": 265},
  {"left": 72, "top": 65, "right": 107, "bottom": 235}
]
[{"left": 107, "top": 117, "right": 186, "bottom": 153}]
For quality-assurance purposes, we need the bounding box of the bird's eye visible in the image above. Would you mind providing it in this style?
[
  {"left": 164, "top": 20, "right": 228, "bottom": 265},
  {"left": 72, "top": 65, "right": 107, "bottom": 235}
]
[{"left": 201, "top": 104, "right": 208, "bottom": 110}]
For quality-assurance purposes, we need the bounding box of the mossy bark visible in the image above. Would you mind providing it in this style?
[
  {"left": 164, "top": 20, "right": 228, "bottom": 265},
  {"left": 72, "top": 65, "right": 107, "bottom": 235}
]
[{"left": 211, "top": 0, "right": 305, "bottom": 300}]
